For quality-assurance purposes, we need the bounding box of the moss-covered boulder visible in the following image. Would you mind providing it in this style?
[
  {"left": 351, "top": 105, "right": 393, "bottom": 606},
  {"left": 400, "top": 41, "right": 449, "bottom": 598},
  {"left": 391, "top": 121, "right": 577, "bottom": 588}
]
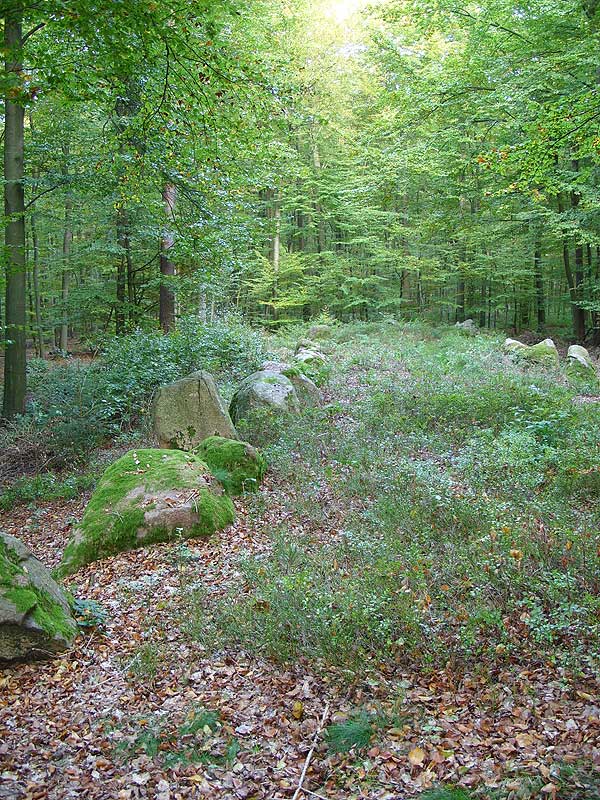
[
  {"left": 196, "top": 436, "right": 267, "bottom": 495},
  {"left": 260, "top": 361, "right": 322, "bottom": 408},
  {"left": 229, "top": 370, "right": 300, "bottom": 426},
  {"left": 503, "top": 337, "right": 528, "bottom": 354},
  {"left": 152, "top": 370, "right": 237, "bottom": 451},
  {"left": 504, "top": 337, "right": 559, "bottom": 365},
  {"left": 308, "top": 324, "right": 333, "bottom": 340},
  {"left": 1, "top": 533, "right": 77, "bottom": 661},
  {"left": 523, "top": 338, "right": 559, "bottom": 365},
  {"left": 57, "top": 449, "right": 235, "bottom": 577},
  {"left": 567, "top": 345, "right": 596, "bottom": 374}
]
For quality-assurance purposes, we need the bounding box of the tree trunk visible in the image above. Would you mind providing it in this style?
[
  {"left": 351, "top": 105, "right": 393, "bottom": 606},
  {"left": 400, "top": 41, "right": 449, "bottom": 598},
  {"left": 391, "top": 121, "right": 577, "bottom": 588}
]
[
  {"left": 534, "top": 239, "right": 545, "bottom": 331},
  {"left": 30, "top": 210, "right": 44, "bottom": 359},
  {"left": 571, "top": 163, "right": 586, "bottom": 340},
  {"left": 159, "top": 181, "right": 176, "bottom": 333},
  {"left": 60, "top": 143, "right": 72, "bottom": 352},
  {"left": 115, "top": 203, "right": 128, "bottom": 335},
  {"left": 3, "top": 8, "right": 27, "bottom": 418},
  {"left": 558, "top": 192, "right": 585, "bottom": 339}
]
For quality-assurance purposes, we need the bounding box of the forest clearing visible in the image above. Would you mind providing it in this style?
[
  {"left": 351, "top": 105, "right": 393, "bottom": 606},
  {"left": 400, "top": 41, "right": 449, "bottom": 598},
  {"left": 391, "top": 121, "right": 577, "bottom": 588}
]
[{"left": 2, "top": 1, "right": 600, "bottom": 799}]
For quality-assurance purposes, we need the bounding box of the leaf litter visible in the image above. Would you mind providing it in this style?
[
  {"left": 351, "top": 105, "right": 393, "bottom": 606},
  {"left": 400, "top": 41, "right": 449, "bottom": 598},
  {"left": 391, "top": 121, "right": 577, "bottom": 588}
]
[{"left": 1, "top": 447, "right": 599, "bottom": 798}]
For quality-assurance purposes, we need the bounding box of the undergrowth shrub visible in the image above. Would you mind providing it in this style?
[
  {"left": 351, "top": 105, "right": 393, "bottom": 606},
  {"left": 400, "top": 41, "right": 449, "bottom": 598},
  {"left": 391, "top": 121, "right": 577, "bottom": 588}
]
[
  {"left": 0, "top": 472, "right": 96, "bottom": 510},
  {"left": 1, "top": 314, "right": 267, "bottom": 474}
]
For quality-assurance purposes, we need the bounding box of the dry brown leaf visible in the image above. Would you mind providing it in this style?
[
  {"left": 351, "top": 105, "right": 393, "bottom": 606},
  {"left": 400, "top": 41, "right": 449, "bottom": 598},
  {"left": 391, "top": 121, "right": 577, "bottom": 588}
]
[{"left": 408, "top": 746, "right": 426, "bottom": 766}]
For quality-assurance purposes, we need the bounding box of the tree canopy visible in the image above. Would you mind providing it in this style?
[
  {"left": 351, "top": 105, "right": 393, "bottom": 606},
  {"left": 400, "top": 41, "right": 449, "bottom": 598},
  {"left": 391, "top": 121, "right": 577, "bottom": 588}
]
[{"left": 3, "top": 0, "right": 600, "bottom": 415}]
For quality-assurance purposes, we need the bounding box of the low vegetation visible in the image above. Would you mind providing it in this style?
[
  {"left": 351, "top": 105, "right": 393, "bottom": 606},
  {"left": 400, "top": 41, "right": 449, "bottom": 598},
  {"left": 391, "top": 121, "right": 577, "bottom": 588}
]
[{"left": 191, "top": 322, "right": 599, "bottom": 676}]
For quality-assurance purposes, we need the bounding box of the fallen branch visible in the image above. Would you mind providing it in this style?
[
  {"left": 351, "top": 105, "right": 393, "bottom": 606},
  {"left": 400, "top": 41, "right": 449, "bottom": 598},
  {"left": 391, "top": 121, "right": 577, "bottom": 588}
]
[{"left": 292, "top": 701, "right": 330, "bottom": 800}]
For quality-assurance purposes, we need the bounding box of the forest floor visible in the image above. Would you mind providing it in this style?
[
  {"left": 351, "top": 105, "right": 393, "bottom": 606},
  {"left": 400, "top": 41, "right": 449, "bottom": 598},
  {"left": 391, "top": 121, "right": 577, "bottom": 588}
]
[{"left": 1, "top": 323, "right": 600, "bottom": 800}]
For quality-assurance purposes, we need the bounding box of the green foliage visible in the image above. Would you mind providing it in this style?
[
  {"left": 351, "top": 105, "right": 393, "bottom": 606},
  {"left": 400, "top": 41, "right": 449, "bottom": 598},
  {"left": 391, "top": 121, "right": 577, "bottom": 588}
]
[
  {"left": 96, "top": 315, "right": 267, "bottom": 425},
  {"left": 70, "top": 598, "right": 107, "bottom": 629},
  {"left": 325, "top": 713, "right": 374, "bottom": 754},
  {"left": 420, "top": 790, "right": 471, "bottom": 800},
  {"left": 189, "top": 324, "right": 600, "bottom": 674},
  {"left": 109, "top": 705, "right": 239, "bottom": 769},
  {"left": 0, "top": 472, "right": 96, "bottom": 511}
]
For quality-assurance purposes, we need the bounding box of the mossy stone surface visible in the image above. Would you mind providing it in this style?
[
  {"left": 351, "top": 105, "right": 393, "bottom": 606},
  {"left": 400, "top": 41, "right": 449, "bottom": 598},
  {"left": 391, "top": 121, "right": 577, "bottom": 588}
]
[
  {"left": 152, "top": 370, "right": 237, "bottom": 451},
  {"left": 1, "top": 533, "right": 77, "bottom": 661},
  {"left": 504, "top": 337, "right": 559, "bottom": 365},
  {"left": 523, "top": 338, "right": 559, "bottom": 365},
  {"left": 229, "top": 370, "right": 300, "bottom": 425},
  {"left": 567, "top": 345, "right": 598, "bottom": 385},
  {"left": 295, "top": 348, "right": 326, "bottom": 366},
  {"left": 57, "top": 449, "right": 235, "bottom": 577},
  {"left": 196, "top": 436, "right": 267, "bottom": 495},
  {"left": 503, "top": 337, "right": 528, "bottom": 354},
  {"left": 259, "top": 361, "right": 322, "bottom": 408},
  {"left": 308, "top": 324, "right": 333, "bottom": 340}
]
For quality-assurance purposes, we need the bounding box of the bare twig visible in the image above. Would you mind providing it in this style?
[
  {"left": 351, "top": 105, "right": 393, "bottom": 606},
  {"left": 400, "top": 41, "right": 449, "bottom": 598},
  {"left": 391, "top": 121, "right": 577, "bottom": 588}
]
[{"left": 292, "top": 702, "right": 330, "bottom": 800}]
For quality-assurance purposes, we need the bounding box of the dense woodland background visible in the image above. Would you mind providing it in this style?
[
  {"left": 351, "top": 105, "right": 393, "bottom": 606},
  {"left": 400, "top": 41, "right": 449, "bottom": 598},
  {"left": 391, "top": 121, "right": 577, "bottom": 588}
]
[{"left": 2, "top": 0, "right": 600, "bottom": 420}]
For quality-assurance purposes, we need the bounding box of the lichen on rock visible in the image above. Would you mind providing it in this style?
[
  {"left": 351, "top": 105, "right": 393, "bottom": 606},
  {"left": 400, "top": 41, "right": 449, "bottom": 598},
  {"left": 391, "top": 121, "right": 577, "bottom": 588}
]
[
  {"left": 229, "top": 370, "right": 300, "bottom": 425},
  {"left": 152, "top": 370, "right": 237, "bottom": 451}
]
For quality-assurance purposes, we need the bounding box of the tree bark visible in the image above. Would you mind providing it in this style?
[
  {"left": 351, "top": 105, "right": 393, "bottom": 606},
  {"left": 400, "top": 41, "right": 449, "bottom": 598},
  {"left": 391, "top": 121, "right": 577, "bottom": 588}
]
[
  {"left": 60, "top": 142, "right": 72, "bottom": 352},
  {"left": 30, "top": 209, "right": 44, "bottom": 358},
  {"left": 3, "top": 8, "right": 27, "bottom": 418},
  {"left": 571, "top": 161, "right": 586, "bottom": 340},
  {"left": 115, "top": 202, "right": 128, "bottom": 335},
  {"left": 159, "top": 181, "right": 176, "bottom": 333},
  {"left": 533, "top": 239, "right": 545, "bottom": 331},
  {"left": 558, "top": 192, "right": 585, "bottom": 339}
]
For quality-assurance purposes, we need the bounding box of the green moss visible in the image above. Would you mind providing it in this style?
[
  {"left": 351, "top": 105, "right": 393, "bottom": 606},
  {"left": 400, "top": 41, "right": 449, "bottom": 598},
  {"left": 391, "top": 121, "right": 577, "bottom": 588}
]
[
  {"left": 522, "top": 341, "right": 559, "bottom": 365},
  {"left": 1, "top": 539, "right": 76, "bottom": 642},
  {"left": 56, "top": 449, "right": 236, "bottom": 577},
  {"left": 281, "top": 367, "right": 301, "bottom": 379},
  {"left": 196, "top": 436, "right": 267, "bottom": 495}
]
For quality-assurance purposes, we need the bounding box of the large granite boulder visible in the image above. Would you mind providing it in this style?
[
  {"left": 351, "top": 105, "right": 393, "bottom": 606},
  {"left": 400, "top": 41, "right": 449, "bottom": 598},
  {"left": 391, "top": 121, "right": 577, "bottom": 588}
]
[
  {"left": 260, "top": 361, "right": 322, "bottom": 408},
  {"left": 525, "top": 338, "right": 559, "bottom": 365},
  {"left": 57, "top": 449, "right": 235, "bottom": 577},
  {"left": 455, "top": 319, "right": 477, "bottom": 334},
  {"left": 294, "top": 348, "right": 327, "bottom": 367},
  {"left": 153, "top": 371, "right": 237, "bottom": 451},
  {"left": 196, "top": 436, "right": 267, "bottom": 495},
  {"left": 504, "top": 338, "right": 559, "bottom": 365},
  {"left": 229, "top": 370, "right": 300, "bottom": 425},
  {"left": 1, "top": 533, "right": 77, "bottom": 661}
]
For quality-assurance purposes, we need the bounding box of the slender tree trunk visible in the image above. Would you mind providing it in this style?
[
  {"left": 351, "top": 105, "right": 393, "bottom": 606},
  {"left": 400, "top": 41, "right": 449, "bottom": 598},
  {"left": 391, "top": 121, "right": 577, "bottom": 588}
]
[
  {"left": 558, "top": 192, "right": 585, "bottom": 339},
  {"left": 60, "top": 143, "right": 72, "bottom": 352},
  {"left": 115, "top": 206, "right": 127, "bottom": 335},
  {"left": 312, "top": 143, "right": 326, "bottom": 254},
  {"left": 159, "top": 181, "right": 176, "bottom": 333},
  {"left": 571, "top": 163, "right": 586, "bottom": 340},
  {"left": 3, "top": 8, "right": 27, "bottom": 418},
  {"left": 533, "top": 239, "right": 545, "bottom": 331},
  {"left": 30, "top": 210, "right": 44, "bottom": 358}
]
